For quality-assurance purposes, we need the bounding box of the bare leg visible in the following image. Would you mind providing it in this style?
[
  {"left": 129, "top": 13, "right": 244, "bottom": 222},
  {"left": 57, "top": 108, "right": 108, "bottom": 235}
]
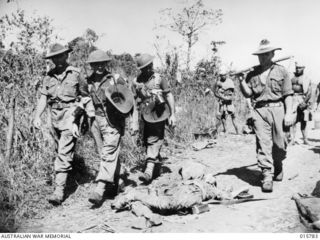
[
  {"left": 291, "top": 123, "right": 297, "bottom": 144},
  {"left": 301, "top": 121, "right": 309, "bottom": 144},
  {"left": 231, "top": 115, "right": 239, "bottom": 135}
]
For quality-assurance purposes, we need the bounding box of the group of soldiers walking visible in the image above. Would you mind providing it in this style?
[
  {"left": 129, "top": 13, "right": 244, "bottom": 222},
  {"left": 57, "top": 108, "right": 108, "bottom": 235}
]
[
  {"left": 34, "top": 38, "right": 314, "bottom": 207},
  {"left": 34, "top": 43, "right": 176, "bottom": 206}
]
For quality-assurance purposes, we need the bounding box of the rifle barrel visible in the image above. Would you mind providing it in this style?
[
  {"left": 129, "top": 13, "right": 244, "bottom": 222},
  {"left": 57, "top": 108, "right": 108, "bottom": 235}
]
[{"left": 230, "top": 56, "right": 293, "bottom": 76}]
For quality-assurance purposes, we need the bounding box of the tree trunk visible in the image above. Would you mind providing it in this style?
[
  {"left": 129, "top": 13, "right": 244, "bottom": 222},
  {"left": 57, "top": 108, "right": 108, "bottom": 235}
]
[
  {"left": 5, "top": 96, "right": 15, "bottom": 163},
  {"left": 186, "top": 36, "right": 192, "bottom": 72}
]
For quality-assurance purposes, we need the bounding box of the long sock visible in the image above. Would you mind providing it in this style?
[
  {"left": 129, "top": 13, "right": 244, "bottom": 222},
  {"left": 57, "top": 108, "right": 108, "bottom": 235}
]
[
  {"left": 95, "top": 181, "right": 106, "bottom": 196},
  {"left": 144, "top": 162, "right": 155, "bottom": 178}
]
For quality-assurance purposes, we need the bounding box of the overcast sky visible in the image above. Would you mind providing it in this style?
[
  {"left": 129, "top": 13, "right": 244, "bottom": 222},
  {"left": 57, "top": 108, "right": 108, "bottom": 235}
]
[{"left": 1, "top": 0, "right": 320, "bottom": 82}]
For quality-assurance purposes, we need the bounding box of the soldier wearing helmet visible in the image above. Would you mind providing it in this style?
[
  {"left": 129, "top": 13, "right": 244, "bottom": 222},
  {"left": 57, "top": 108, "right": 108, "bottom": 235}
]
[
  {"left": 214, "top": 65, "right": 239, "bottom": 134},
  {"left": 239, "top": 39, "right": 294, "bottom": 193},
  {"left": 33, "top": 43, "right": 95, "bottom": 205},
  {"left": 86, "top": 49, "right": 137, "bottom": 206},
  {"left": 289, "top": 61, "right": 312, "bottom": 145},
  {"left": 133, "top": 53, "right": 176, "bottom": 184}
]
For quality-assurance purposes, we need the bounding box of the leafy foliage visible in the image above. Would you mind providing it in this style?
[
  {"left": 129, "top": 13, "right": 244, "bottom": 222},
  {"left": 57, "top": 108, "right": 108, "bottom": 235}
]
[{"left": 158, "top": 0, "right": 223, "bottom": 70}]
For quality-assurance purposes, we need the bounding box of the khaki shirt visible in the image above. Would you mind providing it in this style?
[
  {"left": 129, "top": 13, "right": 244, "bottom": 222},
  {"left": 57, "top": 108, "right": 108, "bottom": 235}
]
[
  {"left": 245, "top": 64, "right": 293, "bottom": 103},
  {"left": 40, "top": 66, "right": 94, "bottom": 130}
]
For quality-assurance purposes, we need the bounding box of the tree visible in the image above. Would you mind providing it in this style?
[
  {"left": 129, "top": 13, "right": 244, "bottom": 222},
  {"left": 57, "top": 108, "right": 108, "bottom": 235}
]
[{"left": 158, "top": 0, "right": 223, "bottom": 71}]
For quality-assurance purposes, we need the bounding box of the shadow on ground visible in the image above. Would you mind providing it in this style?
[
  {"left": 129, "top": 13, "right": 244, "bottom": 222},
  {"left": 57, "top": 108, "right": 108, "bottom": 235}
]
[
  {"left": 309, "top": 147, "right": 320, "bottom": 154},
  {"left": 214, "top": 164, "right": 261, "bottom": 186},
  {"left": 65, "top": 153, "right": 96, "bottom": 199}
]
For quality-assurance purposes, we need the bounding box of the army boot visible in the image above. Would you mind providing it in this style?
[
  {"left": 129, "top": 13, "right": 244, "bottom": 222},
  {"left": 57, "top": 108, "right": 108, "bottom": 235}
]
[
  {"left": 48, "top": 172, "right": 68, "bottom": 206},
  {"left": 139, "top": 162, "right": 155, "bottom": 184},
  {"left": 274, "top": 163, "right": 283, "bottom": 182},
  {"left": 261, "top": 170, "right": 273, "bottom": 193},
  {"left": 88, "top": 181, "right": 105, "bottom": 205}
]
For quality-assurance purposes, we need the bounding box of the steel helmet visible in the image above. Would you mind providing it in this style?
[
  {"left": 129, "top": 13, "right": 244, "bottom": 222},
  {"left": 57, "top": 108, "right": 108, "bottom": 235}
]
[
  {"left": 135, "top": 53, "right": 155, "bottom": 69},
  {"left": 87, "top": 50, "right": 112, "bottom": 63},
  {"left": 44, "top": 43, "right": 72, "bottom": 59}
]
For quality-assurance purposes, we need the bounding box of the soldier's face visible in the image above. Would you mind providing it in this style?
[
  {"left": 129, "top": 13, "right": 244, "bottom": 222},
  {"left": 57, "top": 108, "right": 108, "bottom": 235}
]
[
  {"left": 140, "top": 63, "right": 153, "bottom": 75},
  {"left": 296, "top": 67, "right": 304, "bottom": 75},
  {"left": 220, "top": 74, "right": 227, "bottom": 81},
  {"left": 90, "top": 61, "right": 108, "bottom": 75},
  {"left": 51, "top": 53, "right": 68, "bottom": 68},
  {"left": 258, "top": 51, "right": 274, "bottom": 66}
]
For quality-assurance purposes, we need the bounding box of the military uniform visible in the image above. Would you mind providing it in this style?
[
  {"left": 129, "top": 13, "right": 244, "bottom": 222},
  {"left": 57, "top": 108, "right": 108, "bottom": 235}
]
[
  {"left": 87, "top": 71, "right": 127, "bottom": 184},
  {"left": 133, "top": 73, "right": 170, "bottom": 169},
  {"left": 245, "top": 64, "right": 293, "bottom": 180},
  {"left": 216, "top": 78, "right": 236, "bottom": 119},
  {"left": 40, "top": 66, "right": 94, "bottom": 173}
]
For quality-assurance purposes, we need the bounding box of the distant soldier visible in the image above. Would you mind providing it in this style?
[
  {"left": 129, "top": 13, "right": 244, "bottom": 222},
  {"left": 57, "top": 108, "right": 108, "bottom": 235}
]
[
  {"left": 214, "top": 66, "right": 239, "bottom": 134},
  {"left": 34, "top": 43, "right": 95, "bottom": 205},
  {"left": 239, "top": 39, "right": 294, "bottom": 192},
  {"left": 289, "top": 62, "right": 312, "bottom": 145},
  {"left": 86, "top": 50, "right": 136, "bottom": 206},
  {"left": 133, "top": 53, "right": 176, "bottom": 184}
]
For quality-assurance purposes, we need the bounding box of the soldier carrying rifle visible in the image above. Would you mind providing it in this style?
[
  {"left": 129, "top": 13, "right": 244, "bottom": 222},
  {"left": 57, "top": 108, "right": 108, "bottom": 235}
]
[{"left": 238, "top": 39, "right": 295, "bottom": 193}]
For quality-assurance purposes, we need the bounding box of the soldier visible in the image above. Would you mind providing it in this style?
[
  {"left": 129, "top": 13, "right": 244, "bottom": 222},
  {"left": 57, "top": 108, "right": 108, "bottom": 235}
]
[
  {"left": 86, "top": 50, "right": 136, "bottom": 206},
  {"left": 289, "top": 62, "right": 312, "bottom": 145},
  {"left": 214, "top": 66, "right": 239, "bottom": 134},
  {"left": 33, "top": 43, "right": 95, "bottom": 205},
  {"left": 133, "top": 53, "right": 176, "bottom": 184},
  {"left": 239, "top": 39, "right": 294, "bottom": 192}
]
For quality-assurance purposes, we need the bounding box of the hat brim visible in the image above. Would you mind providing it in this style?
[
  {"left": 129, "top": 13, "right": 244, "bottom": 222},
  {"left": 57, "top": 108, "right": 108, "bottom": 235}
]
[
  {"left": 137, "top": 56, "right": 155, "bottom": 69},
  {"left": 252, "top": 47, "right": 282, "bottom": 55},
  {"left": 142, "top": 102, "right": 170, "bottom": 123},
  {"left": 86, "top": 59, "right": 112, "bottom": 63},
  {"left": 44, "top": 48, "right": 72, "bottom": 59},
  {"left": 105, "top": 85, "right": 134, "bottom": 114}
]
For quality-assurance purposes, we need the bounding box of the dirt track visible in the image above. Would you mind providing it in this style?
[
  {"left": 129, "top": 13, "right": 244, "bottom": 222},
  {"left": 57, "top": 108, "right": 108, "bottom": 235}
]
[{"left": 18, "top": 124, "right": 320, "bottom": 233}]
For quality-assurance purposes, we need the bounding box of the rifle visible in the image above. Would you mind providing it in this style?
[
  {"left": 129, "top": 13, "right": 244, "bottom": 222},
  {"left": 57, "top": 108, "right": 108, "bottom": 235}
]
[{"left": 230, "top": 55, "right": 293, "bottom": 76}]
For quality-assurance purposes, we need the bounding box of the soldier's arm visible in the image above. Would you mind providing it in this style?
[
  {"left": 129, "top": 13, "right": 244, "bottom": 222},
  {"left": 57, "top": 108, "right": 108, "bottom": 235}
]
[
  {"left": 282, "top": 69, "right": 294, "bottom": 126},
  {"left": 165, "top": 92, "right": 175, "bottom": 116},
  {"left": 239, "top": 74, "right": 253, "bottom": 98},
  {"left": 160, "top": 77, "right": 176, "bottom": 126},
  {"left": 78, "top": 74, "right": 95, "bottom": 118},
  {"left": 304, "top": 82, "right": 312, "bottom": 104}
]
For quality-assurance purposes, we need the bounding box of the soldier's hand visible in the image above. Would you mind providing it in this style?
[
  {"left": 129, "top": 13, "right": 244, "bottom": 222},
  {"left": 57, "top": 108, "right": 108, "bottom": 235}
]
[
  {"left": 284, "top": 113, "right": 295, "bottom": 127},
  {"left": 168, "top": 115, "right": 176, "bottom": 128},
  {"left": 33, "top": 116, "right": 42, "bottom": 129},
  {"left": 71, "top": 123, "right": 80, "bottom": 138},
  {"left": 237, "top": 73, "right": 246, "bottom": 81}
]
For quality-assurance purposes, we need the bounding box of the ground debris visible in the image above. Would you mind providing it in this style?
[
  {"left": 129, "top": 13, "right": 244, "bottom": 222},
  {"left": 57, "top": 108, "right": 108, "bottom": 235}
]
[{"left": 192, "top": 139, "right": 217, "bottom": 151}]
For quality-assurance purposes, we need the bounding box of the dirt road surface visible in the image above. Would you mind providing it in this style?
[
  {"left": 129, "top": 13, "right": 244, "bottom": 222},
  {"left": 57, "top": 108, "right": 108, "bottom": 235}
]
[{"left": 18, "top": 125, "right": 320, "bottom": 233}]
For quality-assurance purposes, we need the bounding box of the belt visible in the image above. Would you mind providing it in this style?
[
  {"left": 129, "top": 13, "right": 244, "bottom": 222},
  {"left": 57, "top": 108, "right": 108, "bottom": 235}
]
[
  {"left": 255, "top": 101, "right": 283, "bottom": 109},
  {"left": 50, "top": 101, "right": 76, "bottom": 109}
]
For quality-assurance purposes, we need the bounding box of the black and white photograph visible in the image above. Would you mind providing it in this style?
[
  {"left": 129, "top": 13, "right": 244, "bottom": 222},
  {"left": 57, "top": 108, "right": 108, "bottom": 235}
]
[{"left": 0, "top": 0, "right": 320, "bottom": 237}]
